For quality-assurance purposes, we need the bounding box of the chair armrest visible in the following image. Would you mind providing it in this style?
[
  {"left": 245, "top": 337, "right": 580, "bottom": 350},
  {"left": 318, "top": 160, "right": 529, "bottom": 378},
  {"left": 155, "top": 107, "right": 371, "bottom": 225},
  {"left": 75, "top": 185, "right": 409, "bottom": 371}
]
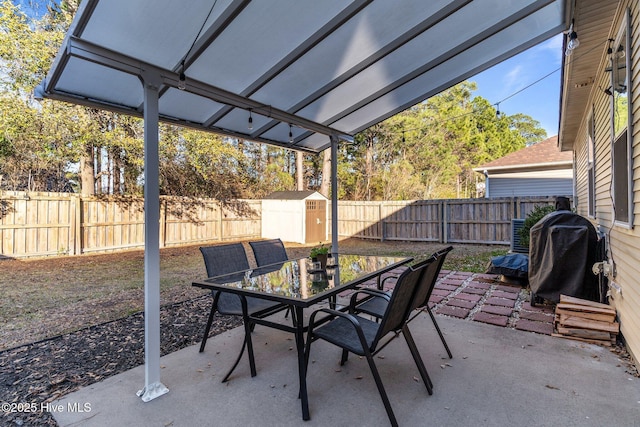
[
  {"left": 381, "top": 275, "right": 398, "bottom": 285},
  {"left": 358, "top": 288, "right": 389, "bottom": 297},
  {"left": 353, "top": 273, "right": 398, "bottom": 290},
  {"left": 348, "top": 289, "right": 391, "bottom": 310},
  {"left": 307, "top": 308, "right": 369, "bottom": 349},
  {"left": 308, "top": 307, "right": 360, "bottom": 333}
]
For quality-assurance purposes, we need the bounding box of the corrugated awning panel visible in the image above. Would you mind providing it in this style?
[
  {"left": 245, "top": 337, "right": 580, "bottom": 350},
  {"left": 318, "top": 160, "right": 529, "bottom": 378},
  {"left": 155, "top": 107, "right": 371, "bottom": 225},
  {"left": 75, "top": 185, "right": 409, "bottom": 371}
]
[{"left": 40, "top": 0, "right": 567, "bottom": 153}]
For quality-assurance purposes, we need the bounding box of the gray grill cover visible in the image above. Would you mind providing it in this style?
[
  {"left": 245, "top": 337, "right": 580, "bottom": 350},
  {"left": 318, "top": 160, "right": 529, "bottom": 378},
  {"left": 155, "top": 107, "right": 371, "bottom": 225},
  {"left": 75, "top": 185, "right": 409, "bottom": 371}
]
[{"left": 528, "top": 211, "right": 598, "bottom": 303}]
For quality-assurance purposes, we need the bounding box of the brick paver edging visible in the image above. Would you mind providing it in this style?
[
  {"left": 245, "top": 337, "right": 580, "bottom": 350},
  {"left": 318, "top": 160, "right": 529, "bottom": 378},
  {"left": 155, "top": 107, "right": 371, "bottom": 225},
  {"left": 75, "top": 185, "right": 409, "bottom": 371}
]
[{"left": 431, "top": 270, "right": 555, "bottom": 335}]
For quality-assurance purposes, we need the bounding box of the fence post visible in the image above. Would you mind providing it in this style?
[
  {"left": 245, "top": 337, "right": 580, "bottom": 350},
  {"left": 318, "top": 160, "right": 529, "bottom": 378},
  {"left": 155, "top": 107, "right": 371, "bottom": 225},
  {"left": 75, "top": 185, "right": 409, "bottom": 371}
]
[
  {"left": 379, "top": 202, "right": 384, "bottom": 242},
  {"left": 218, "top": 201, "right": 223, "bottom": 241},
  {"left": 442, "top": 200, "right": 448, "bottom": 244},
  {"left": 74, "top": 195, "right": 82, "bottom": 255},
  {"left": 159, "top": 197, "right": 166, "bottom": 248}
]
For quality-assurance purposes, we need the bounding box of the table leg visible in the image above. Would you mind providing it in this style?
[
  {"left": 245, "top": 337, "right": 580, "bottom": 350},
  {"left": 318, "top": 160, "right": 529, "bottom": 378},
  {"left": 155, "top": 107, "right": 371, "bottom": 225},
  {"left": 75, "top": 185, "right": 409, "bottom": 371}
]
[
  {"left": 244, "top": 315, "right": 257, "bottom": 377},
  {"left": 294, "top": 305, "right": 310, "bottom": 420}
]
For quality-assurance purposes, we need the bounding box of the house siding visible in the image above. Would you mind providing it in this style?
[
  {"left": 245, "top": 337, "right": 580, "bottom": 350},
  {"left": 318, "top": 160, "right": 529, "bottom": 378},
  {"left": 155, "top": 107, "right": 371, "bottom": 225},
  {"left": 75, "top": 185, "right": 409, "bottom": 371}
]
[
  {"left": 572, "top": 0, "right": 640, "bottom": 364},
  {"left": 489, "top": 177, "right": 573, "bottom": 198}
]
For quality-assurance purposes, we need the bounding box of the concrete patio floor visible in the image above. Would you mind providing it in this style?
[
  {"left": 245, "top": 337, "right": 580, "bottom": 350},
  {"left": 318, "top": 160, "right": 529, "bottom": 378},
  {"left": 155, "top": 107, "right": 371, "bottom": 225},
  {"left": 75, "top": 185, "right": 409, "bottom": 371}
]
[{"left": 53, "top": 309, "right": 640, "bottom": 427}]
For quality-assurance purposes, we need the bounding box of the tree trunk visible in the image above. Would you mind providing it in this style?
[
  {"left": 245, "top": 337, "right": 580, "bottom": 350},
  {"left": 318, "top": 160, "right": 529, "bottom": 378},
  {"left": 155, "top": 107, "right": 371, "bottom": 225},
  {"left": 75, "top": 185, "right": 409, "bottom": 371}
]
[
  {"left": 320, "top": 148, "right": 331, "bottom": 197},
  {"left": 95, "top": 147, "right": 102, "bottom": 195},
  {"left": 365, "top": 136, "right": 374, "bottom": 201},
  {"left": 112, "top": 148, "right": 122, "bottom": 194},
  {"left": 79, "top": 144, "right": 95, "bottom": 196},
  {"left": 296, "top": 151, "right": 304, "bottom": 190}
]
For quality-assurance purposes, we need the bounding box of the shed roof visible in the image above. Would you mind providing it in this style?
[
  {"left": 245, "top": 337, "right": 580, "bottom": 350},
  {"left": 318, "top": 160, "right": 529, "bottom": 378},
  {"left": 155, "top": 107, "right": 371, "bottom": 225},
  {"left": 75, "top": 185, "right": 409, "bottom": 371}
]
[
  {"left": 38, "top": 0, "right": 567, "bottom": 154},
  {"left": 263, "top": 191, "right": 325, "bottom": 200},
  {"left": 474, "top": 136, "right": 572, "bottom": 172}
]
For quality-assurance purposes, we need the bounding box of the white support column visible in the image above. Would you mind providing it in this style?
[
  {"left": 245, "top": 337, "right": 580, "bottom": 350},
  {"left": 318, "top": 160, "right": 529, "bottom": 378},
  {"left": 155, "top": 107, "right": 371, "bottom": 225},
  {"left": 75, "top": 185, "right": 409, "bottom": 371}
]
[
  {"left": 330, "top": 135, "right": 339, "bottom": 256},
  {"left": 137, "top": 70, "right": 169, "bottom": 402}
]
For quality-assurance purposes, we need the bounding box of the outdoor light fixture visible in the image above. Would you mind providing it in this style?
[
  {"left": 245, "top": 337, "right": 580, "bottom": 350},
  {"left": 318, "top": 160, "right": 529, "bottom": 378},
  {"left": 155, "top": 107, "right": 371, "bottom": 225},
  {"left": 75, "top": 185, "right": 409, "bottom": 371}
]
[
  {"left": 248, "top": 111, "right": 253, "bottom": 130},
  {"left": 178, "top": 61, "right": 186, "bottom": 90},
  {"left": 289, "top": 124, "right": 294, "bottom": 143},
  {"left": 565, "top": 20, "right": 580, "bottom": 56}
]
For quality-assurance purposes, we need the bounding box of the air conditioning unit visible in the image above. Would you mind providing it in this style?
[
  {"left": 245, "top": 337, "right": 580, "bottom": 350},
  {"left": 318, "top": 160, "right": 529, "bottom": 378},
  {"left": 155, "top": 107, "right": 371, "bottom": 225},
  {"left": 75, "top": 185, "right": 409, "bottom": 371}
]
[{"left": 510, "top": 219, "right": 528, "bottom": 253}]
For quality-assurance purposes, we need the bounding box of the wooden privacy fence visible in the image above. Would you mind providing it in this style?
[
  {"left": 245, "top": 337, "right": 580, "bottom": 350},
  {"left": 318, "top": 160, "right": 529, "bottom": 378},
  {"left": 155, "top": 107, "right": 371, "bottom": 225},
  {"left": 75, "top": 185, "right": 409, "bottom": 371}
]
[
  {"left": 333, "top": 197, "right": 560, "bottom": 244},
  {"left": 1, "top": 191, "right": 560, "bottom": 258},
  {"left": 0, "top": 191, "right": 261, "bottom": 258}
]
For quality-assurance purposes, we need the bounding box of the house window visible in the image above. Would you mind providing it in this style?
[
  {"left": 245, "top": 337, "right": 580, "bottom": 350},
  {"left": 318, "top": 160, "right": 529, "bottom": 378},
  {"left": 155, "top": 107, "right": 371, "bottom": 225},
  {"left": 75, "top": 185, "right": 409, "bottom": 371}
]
[
  {"left": 610, "top": 10, "right": 633, "bottom": 226},
  {"left": 587, "top": 110, "right": 595, "bottom": 218}
]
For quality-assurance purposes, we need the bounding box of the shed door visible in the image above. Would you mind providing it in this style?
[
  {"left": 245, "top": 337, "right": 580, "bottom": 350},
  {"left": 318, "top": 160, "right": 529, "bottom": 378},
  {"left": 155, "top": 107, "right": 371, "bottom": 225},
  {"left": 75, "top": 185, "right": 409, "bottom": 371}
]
[{"left": 305, "top": 200, "right": 326, "bottom": 243}]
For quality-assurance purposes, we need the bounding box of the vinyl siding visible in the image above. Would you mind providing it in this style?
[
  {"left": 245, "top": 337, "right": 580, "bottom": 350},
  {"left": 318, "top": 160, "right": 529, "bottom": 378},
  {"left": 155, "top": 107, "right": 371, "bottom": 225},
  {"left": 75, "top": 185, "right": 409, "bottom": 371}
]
[
  {"left": 488, "top": 177, "right": 573, "bottom": 198},
  {"left": 571, "top": 0, "right": 640, "bottom": 364}
]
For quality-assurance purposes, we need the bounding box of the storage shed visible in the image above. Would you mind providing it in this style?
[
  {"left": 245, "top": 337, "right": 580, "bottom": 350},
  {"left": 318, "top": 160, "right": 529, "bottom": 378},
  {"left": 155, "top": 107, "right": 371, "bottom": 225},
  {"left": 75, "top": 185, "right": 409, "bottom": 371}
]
[{"left": 261, "top": 191, "right": 328, "bottom": 244}]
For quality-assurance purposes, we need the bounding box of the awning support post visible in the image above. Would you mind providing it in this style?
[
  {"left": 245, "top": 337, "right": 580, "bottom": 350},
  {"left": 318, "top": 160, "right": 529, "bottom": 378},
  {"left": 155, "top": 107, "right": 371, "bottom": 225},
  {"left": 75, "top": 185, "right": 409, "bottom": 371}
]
[
  {"left": 330, "top": 134, "right": 339, "bottom": 256},
  {"left": 137, "top": 70, "right": 169, "bottom": 402}
]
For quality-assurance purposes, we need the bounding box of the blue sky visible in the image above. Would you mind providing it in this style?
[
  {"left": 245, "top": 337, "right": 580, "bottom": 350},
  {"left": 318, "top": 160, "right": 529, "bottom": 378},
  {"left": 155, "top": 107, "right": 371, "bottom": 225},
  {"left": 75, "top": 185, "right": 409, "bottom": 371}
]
[
  {"left": 13, "top": 0, "right": 50, "bottom": 17},
  {"left": 469, "top": 34, "right": 564, "bottom": 138}
]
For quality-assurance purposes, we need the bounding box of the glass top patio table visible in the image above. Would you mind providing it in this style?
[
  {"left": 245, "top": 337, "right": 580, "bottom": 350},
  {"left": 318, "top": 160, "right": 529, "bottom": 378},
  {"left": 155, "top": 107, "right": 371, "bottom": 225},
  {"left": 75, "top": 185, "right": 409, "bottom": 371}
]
[
  {"left": 192, "top": 253, "right": 412, "bottom": 421},
  {"left": 192, "top": 254, "right": 412, "bottom": 306}
]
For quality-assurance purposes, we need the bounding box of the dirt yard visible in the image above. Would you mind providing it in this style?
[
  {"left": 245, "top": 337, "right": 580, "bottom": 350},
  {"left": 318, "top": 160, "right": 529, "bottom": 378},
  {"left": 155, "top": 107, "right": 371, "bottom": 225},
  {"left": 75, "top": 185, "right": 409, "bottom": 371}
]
[{"left": 0, "top": 238, "right": 504, "bottom": 350}]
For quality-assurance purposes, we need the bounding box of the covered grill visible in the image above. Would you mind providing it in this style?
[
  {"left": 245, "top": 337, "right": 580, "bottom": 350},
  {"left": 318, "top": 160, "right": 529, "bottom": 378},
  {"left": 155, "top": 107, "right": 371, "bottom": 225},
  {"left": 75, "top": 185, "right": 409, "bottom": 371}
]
[{"left": 528, "top": 211, "right": 599, "bottom": 304}]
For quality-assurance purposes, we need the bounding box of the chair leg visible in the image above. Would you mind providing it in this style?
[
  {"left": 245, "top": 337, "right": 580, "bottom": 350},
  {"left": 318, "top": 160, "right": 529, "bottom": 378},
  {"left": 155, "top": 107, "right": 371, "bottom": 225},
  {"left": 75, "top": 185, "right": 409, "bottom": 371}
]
[
  {"left": 427, "top": 307, "right": 452, "bottom": 359},
  {"left": 402, "top": 325, "right": 433, "bottom": 394},
  {"left": 199, "top": 302, "right": 217, "bottom": 353},
  {"left": 340, "top": 349, "right": 349, "bottom": 366},
  {"left": 364, "top": 353, "right": 398, "bottom": 427},
  {"left": 221, "top": 333, "right": 248, "bottom": 383}
]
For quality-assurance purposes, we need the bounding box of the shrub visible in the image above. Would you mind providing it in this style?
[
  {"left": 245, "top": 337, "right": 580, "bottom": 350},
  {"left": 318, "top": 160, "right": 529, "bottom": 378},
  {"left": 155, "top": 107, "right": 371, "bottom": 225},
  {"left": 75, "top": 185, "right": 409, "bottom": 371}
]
[{"left": 518, "top": 204, "right": 556, "bottom": 248}]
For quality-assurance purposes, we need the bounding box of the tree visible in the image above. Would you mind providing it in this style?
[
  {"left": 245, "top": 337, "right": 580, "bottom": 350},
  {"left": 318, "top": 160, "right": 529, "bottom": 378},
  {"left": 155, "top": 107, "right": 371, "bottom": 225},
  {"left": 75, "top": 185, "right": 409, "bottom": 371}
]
[
  {"left": 0, "top": 1, "right": 547, "bottom": 202},
  {"left": 339, "top": 81, "right": 547, "bottom": 200}
]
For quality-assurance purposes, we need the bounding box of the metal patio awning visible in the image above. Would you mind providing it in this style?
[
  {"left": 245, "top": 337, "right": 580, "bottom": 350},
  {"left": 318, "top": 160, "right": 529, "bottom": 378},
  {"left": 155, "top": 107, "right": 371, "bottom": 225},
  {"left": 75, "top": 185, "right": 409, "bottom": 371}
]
[
  {"left": 37, "top": 0, "right": 568, "bottom": 404},
  {"left": 39, "top": 0, "right": 566, "bottom": 153}
]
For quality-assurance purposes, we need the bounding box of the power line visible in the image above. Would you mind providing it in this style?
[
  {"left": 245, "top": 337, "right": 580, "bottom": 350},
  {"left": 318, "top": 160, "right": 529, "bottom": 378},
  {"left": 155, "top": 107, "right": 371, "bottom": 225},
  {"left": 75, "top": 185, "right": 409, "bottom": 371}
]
[{"left": 395, "top": 38, "right": 611, "bottom": 138}]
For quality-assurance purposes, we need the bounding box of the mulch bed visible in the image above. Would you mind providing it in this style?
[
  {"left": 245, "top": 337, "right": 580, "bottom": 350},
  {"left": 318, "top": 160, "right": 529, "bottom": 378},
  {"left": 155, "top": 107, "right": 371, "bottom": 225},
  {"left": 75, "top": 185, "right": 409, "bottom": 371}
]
[{"left": 0, "top": 295, "right": 240, "bottom": 427}]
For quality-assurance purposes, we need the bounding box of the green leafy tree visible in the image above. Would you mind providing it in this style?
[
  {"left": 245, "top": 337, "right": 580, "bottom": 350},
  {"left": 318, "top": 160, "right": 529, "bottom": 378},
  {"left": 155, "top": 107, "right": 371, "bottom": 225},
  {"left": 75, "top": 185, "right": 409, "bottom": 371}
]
[{"left": 341, "top": 81, "right": 547, "bottom": 200}]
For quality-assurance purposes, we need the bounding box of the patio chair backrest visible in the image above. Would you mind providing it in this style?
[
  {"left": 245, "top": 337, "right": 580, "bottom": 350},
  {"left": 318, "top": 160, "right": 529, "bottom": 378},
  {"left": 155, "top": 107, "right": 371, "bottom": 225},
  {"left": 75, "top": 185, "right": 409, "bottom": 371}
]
[
  {"left": 200, "top": 243, "right": 250, "bottom": 278},
  {"left": 410, "top": 246, "right": 453, "bottom": 311},
  {"left": 374, "top": 264, "right": 425, "bottom": 346},
  {"left": 249, "top": 238, "right": 288, "bottom": 266},
  {"left": 407, "top": 257, "right": 438, "bottom": 312}
]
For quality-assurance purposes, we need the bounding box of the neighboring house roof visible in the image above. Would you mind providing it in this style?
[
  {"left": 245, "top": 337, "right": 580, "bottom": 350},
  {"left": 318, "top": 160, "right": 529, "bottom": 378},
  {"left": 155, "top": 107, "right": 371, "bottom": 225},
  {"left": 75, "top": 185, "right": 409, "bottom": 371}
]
[
  {"left": 474, "top": 136, "right": 572, "bottom": 172},
  {"left": 263, "top": 191, "right": 325, "bottom": 200}
]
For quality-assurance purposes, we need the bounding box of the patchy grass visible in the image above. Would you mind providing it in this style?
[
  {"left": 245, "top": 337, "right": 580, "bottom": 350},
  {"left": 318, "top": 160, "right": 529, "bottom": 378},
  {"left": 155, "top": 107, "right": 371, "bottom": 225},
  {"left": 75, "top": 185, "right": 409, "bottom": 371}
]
[
  {"left": 0, "top": 238, "right": 507, "bottom": 350},
  {"left": 446, "top": 247, "right": 509, "bottom": 272}
]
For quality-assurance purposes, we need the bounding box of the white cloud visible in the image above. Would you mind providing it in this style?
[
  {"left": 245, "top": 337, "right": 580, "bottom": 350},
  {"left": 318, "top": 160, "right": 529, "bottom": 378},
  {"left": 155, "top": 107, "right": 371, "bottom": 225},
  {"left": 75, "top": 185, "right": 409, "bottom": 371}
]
[
  {"left": 505, "top": 65, "right": 523, "bottom": 89},
  {"left": 533, "top": 34, "right": 564, "bottom": 66}
]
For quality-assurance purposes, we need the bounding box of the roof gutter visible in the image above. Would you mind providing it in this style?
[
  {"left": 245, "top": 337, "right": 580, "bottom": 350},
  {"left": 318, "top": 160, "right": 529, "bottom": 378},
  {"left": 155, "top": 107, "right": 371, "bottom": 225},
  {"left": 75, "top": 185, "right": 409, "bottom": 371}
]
[{"left": 472, "top": 160, "right": 573, "bottom": 173}]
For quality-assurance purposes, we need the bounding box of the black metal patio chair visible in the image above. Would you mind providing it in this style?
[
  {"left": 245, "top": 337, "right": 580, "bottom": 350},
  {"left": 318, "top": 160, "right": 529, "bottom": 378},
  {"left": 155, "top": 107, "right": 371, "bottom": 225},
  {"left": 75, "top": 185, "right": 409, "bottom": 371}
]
[
  {"left": 199, "top": 243, "right": 287, "bottom": 382},
  {"left": 355, "top": 246, "right": 454, "bottom": 358},
  {"left": 249, "top": 238, "right": 292, "bottom": 316},
  {"left": 249, "top": 238, "right": 289, "bottom": 267},
  {"left": 304, "top": 263, "right": 431, "bottom": 427}
]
